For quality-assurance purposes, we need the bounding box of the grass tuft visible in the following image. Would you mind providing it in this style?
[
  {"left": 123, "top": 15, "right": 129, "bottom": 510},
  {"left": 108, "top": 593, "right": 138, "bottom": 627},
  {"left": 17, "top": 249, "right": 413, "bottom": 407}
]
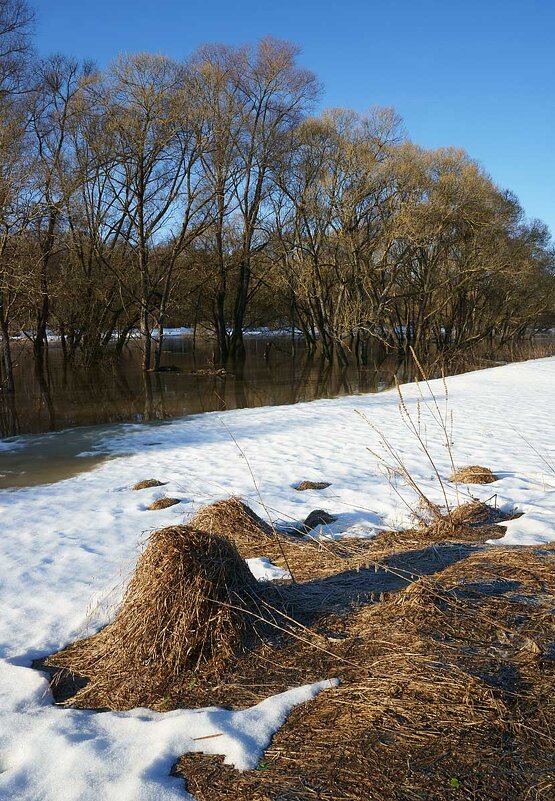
[
  {"left": 132, "top": 479, "right": 167, "bottom": 490},
  {"left": 148, "top": 497, "right": 181, "bottom": 510},
  {"left": 449, "top": 465, "right": 498, "bottom": 484},
  {"left": 45, "top": 525, "right": 261, "bottom": 709}
]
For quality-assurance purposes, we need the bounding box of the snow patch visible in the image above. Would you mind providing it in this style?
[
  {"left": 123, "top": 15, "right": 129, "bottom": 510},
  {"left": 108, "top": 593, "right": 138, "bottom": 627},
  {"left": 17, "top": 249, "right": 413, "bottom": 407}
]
[
  {"left": 247, "top": 556, "right": 292, "bottom": 581},
  {"left": 0, "top": 660, "right": 337, "bottom": 800}
]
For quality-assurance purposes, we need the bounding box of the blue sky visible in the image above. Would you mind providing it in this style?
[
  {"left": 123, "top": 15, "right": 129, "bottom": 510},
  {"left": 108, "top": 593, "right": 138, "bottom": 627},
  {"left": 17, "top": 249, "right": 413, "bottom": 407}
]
[{"left": 32, "top": 0, "right": 554, "bottom": 236}]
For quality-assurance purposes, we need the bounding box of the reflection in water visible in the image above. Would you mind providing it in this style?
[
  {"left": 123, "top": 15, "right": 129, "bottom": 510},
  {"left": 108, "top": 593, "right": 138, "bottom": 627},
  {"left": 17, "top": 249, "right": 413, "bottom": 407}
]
[
  {"left": 1, "top": 334, "right": 553, "bottom": 488},
  {"left": 0, "top": 390, "right": 19, "bottom": 438},
  {"left": 1, "top": 334, "right": 554, "bottom": 440}
]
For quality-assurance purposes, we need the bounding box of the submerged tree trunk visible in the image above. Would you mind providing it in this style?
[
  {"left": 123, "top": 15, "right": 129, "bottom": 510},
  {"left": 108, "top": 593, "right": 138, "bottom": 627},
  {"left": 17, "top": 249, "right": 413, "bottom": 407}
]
[
  {"left": 34, "top": 360, "right": 56, "bottom": 430},
  {"left": 0, "top": 314, "right": 15, "bottom": 393},
  {"left": 140, "top": 303, "right": 152, "bottom": 372},
  {"left": 214, "top": 290, "right": 228, "bottom": 364},
  {"left": 153, "top": 329, "right": 163, "bottom": 372},
  {"left": 229, "top": 257, "right": 249, "bottom": 360}
]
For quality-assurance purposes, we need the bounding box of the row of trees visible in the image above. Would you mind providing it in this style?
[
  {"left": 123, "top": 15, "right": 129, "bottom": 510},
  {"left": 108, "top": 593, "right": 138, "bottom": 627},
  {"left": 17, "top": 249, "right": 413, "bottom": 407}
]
[{"left": 1, "top": 0, "right": 553, "bottom": 390}]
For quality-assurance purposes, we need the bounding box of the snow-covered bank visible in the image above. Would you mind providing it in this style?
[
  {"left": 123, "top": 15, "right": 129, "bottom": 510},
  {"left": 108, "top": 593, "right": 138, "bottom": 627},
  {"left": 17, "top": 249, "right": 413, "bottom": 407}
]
[
  {"left": 0, "top": 660, "right": 337, "bottom": 800},
  {"left": 8, "top": 325, "right": 299, "bottom": 342},
  {"left": 0, "top": 357, "right": 554, "bottom": 799}
]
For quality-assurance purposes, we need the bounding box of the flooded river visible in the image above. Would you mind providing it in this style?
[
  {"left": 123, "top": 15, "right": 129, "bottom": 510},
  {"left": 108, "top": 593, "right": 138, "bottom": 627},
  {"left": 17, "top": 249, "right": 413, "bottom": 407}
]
[{"left": 1, "top": 333, "right": 553, "bottom": 488}]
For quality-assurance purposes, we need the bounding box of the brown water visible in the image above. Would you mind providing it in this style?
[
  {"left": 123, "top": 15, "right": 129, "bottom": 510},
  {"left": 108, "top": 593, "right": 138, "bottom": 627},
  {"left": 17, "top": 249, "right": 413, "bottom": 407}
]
[{"left": 1, "top": 334, "right": 553, "bottom": 488}]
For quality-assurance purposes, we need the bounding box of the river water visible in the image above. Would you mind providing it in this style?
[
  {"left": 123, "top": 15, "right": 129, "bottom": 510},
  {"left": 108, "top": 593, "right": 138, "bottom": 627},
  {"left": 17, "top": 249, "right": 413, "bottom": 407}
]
[{"left": 1, "top": 333, "right": 553, "bottom": 488}]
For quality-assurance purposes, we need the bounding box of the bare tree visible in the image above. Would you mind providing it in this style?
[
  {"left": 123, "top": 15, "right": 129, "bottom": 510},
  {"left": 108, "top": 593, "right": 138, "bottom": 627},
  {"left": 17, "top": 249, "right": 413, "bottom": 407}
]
[
  {"left": 0, "top": 0, "right": 32, "bottom": 392},
  {"left": 91, "top": 53, "right": 212, "bottom": 371},
  {"left": 188, "top": 44, "right": 245, "bottom": 362},
  {"left": 26, "top": 55, "right": 94, "bottom": 364},
  {"left": 0, "top": 108, "right": 32, "bottom": 390},
  {"left": 190, "top": 38, "right": 319, "bottom": 360},
  {"left": 0, "top": 0, "right": 33, "bottom": 97}
]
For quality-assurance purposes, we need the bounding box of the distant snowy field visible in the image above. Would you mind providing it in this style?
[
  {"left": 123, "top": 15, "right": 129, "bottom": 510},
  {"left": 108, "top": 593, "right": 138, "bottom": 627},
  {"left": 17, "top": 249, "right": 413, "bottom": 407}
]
[
  {"left": 9, "top": 325, "right": 298, "bottom": 341},
  {"left": 0, "top": 357, "right": 554, "bottom": 800}
]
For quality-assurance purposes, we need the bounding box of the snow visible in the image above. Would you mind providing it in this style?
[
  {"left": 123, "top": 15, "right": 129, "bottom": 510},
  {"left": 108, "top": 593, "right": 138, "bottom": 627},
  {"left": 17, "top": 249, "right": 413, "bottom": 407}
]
[
  {"left": 119, "top": 326, "right": 298, "bottom": 341},
  {"left": 243, "top": 326, "right": 301, "bottom": 337},
  {"left": 0, "top": 356, "right": 554, "bottom": 799},
  {"left": 0, "top": 660, "right": 337, "bottom": 800},
  {"left": 9, "top": 328, "right": 62, "bottom": 343},
  {"left": 158, "top": 326, "right": 300, "bottom": 338},
  {"left": 154, "top": 327, "right": 194, "bottom": 338},
  {"left": 0, "top": 438, "right": 23, "bottom": 453},
  {"left": 246, "top": 556, "right": 292, "bottom": 581}
]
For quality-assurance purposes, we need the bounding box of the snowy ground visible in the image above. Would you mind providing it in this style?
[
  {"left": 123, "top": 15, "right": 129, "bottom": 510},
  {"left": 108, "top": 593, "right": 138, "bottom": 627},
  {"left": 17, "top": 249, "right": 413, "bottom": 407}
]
[{"left": 0, "top": 357, "right": 554, "bottom": 800}]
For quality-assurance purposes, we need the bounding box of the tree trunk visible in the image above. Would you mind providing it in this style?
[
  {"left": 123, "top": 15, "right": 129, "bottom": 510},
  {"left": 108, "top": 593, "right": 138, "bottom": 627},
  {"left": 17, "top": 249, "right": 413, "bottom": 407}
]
[
  {"left": 229, "top": 258, "right": 249, "bottom": 360},
  {"left": 154, "top": 324, "right": 164, "bottom": 372},
  {"left": 214, "top": 289, "right": 228, "bottom": 363},
  {"left": 141, "top": 315, "right": 152, "bottom": 371},
  {"left": 0, "top": 314, "right": 15, "bottom": 393}
]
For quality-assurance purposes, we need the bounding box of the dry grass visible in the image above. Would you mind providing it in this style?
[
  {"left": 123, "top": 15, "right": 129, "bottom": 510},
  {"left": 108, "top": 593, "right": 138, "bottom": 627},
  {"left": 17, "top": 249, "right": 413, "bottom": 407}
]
[
  {"left": 371, "top": 500, "right": 514, "bottom": 550},
  {"left": 45, "top": 525, "right": 263, "bottom": 710},
  {"left": 294, "top": 480, "right": 331, "bottom": 491},
  {"left": 180, "top": 660, "right": 516, "bottom": 801},
  {"left": 132, "top": 479, "right": 167, "bottom": 490},
  {"left": 449, "top": 464, "right": 498, "bottom": 484},
  {"left": 41, "top": 493, "right": 555, "bottom": 799},
  {"left": 189, "top": 497, "right": 377, "bottom": 581},
  {"left": 426, "top": 499, "right": 514, "bottom": 538},
  {"left": 148, "top": 496, "right": 181, "bottom": 510},
  {"left": 176, "top": 542, "right": 555, "bottom": 801},
  {"left": 190, "top": 496, "right": 274, "bottom": 553}
]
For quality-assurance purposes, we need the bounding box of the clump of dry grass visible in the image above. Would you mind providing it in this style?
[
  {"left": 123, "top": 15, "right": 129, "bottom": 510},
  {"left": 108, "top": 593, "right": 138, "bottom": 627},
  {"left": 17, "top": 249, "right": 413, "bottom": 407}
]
[
  {"left": 190, "top": 497, "right": 274, "bottom": 552},
  {"left": 132, "top": 478, "right": 167, "bottom": 490},
  {"left": 449, "top": 464, "right": 498, "bottom": 484},
  {"left": 427, "top": 499, "right": 513, "bottom": 539},
  {"left": 372, "top": 500, "right": 514, "bottom": 550},
  {"left": 188, "top": 497, "right": 376, "bottom": 580},
  {"left": 295, "top": 480, "right": 331, "bottom": 491},
  {"left": 46, "top": 525, "right": 261, "bottom": 710},
  {"left": 148, "top": 497, "right": 180, "bottom": 510},
  {"left": 447, "top": 499, "right": 508, "bottom": 525}
]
